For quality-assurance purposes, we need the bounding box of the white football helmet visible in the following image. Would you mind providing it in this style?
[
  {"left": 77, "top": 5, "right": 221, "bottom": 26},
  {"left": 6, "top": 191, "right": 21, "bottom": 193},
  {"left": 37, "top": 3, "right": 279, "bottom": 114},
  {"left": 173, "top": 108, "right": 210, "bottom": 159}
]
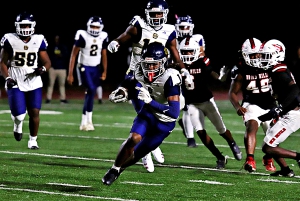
[
  {"left": 87, "top": 16, "right": 104, "bottom": 37},
  {"left": 241, "top": 38, "right": 262, "bottom": 67},
  {"left": 179, "top": 37, "right": 201, "bottom": 65},
  {"left": 260, "top": 39, "right": 285, "bottom": 69},
  {"left": 145, "top": 0, "right": 169, "bottom": 29}
]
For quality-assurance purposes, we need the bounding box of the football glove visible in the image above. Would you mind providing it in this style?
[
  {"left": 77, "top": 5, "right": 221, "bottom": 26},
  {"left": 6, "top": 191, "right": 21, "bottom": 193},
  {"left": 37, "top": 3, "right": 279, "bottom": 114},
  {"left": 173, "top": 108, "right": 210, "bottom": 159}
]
[
  {"left": 5, "top": 77, "right": 17, "bottom": 89},
  {"left": 24, "top": 66, "right": 46, "bottom": 81},
  {"left": 109, "top": 87, "right": 128, "bottom": 103},
  {"left": 136, "top": 86, "right": 152, "bottom": 104},
  {"left": 219, "top": 65, "right": 230, "bottom": 82},
  {"left": 107, "top": 40, "right": 120, "bottom": 53},
  {"left": 258, "top": 106, "right": 283, "bottom": 122},
  {"left": 181, "top": 68, "right": 194, "bottom": 90}
]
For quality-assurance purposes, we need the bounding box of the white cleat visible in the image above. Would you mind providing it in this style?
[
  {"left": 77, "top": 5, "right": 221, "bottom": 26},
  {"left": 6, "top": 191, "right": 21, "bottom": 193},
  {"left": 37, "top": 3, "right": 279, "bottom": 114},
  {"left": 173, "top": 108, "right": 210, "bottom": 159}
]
[
  {"left": 85, "top": 123, "right": 95, "bottom": 131},
  {"left": 79, "top": 124, "right": 87, "bottom": 131},
  {"left": 28, "top": 140, "right": 39, "bottom": 149},
  {"left": 151, "top": 147, "right": 164, "bottom": 163},
  {"left": 142, "top": 153, "right": 154, "bottom": 173}
]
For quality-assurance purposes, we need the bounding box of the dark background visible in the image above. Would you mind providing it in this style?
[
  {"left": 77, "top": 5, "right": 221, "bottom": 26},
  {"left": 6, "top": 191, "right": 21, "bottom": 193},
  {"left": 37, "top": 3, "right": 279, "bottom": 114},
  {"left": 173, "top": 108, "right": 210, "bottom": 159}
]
[{"left": 1, "top": 0, "right": 300, "bottom": 91}]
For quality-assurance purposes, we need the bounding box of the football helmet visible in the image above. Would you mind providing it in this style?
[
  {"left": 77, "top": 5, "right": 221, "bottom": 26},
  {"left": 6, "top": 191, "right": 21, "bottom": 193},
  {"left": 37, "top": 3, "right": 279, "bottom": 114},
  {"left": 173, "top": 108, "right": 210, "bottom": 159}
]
[
  {"left": 179, "top": 37, "right": 200, "bottom": 65},
  {"left": 140, "top": 42, "right": 167, "bottom": 82},
  {"left": 260, "top": 39, "right": 286, "bottom": 68},
  {"left": 15, "top": 11, "right": 36, "bottom": 37},
  {"left": 241, "top": 38, "right": 262, "bottom": 67},
  {"left": 87, "top": 16, "right": 104, "bottom": 37},
  {"left": 175, "top": 15, "right": 194, "bottom": 37},
  {"left": 145, "top": 0, "right": 169, "bottom": 28}
]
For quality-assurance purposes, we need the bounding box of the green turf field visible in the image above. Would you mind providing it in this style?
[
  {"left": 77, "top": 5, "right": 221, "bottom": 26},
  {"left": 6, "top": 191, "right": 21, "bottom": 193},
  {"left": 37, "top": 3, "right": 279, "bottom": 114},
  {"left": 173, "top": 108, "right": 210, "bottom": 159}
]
[{"left": 0, "top": 98, "right": 299, "bottom": 201}]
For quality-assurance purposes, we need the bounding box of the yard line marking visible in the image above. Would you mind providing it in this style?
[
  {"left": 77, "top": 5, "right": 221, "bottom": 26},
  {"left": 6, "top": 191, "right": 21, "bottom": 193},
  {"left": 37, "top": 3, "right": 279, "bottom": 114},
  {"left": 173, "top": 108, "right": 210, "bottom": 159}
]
[
  {"left": 47, "top": 183, "right": 91, "bottom": 188},
  {"left": 190, "top": 180, "right": 233, "bottom": 185},
  {"left": 0, "top": 186, "right": 138, "bottom": 201},
  {"left": 1, "top": 150, "right": 300, "bottom": 179},
  {"left": 257, "top": 178, "right": 300, "bottom": 184},
  {"left": 121, "top": 181, "right": 164, "bottom": 186}
]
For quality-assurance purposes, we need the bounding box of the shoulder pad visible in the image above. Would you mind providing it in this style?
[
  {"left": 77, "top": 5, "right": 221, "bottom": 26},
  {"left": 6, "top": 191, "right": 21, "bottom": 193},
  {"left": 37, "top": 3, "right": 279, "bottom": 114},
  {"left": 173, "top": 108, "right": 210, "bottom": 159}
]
[
  {"left": 75, "top": 30, "right": 86, "bottom": 40},
  {"left": 163, "top": 24, "right": 175, "bottom": 31},
  {"left": 272, "top": 63, "right": 287, "bottom": 72},
  {"left": 166, "top": 68, "right": 182, "bottom": 86},
  {"left": 129, "top": 15, "right": 145, "bottom": 28}
]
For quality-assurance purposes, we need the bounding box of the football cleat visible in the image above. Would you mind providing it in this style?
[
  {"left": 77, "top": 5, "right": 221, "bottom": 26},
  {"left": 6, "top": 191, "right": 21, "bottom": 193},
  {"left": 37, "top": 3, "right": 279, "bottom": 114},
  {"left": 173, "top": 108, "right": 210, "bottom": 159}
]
[
  {"left": 28, "top": 140, "right": 39, "bottom": 150},
  {"left": 216, "top": 155, "right": 228, "bottom": 169},
  {"left": 14, "top": 132, "right": 22, "bottom": 141},
  {"left": 79, "top": 124, "right": 87, "bottom": 131},
  {"left": 187, "top": 138, "right": 197, "bottom": 147},
  {"left": 142, "top": 153, "right": 154, "bottom": 172},
  {"left": 102, "top": 168, "right": 121, "bottom": 186},
  {"left": 243, "top": 158, "right": 256, "bottom": 172},
  {"left": 270, "top": 169, "right": 295, "bottom": 177},
  {"left": 85, "top": 123, "right": 95, "bottom": 131},
  {"left": 263, "top": 157, "right": 276, "bottom": 172},
  {"left": 151, "top": 147, "right": 164, "bottom": 163},
  {"left": 229, "top": 142, "right": 242, "bottom": 161}
]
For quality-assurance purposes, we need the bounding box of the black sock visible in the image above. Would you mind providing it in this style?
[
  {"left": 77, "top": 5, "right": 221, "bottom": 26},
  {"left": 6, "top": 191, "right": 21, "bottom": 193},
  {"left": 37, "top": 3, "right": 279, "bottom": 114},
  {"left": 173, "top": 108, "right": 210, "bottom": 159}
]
[
  {"left": 282, "top": 166, "right": 291, "bottom": 172},
  {"left": 296, "top": 153, "right": 300, "bottom": 161}
]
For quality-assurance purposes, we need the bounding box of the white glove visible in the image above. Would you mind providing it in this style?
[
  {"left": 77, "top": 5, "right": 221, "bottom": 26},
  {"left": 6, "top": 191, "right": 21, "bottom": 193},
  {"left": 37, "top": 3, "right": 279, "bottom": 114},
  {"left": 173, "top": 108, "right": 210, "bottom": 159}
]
[
  {"left": 218, "top": 65, "right": 230, "bottom": 82},
  {"left": 109, "top": 87, "right": 128, "bottom": 103},
  {"left": 107, "top": 40, "right": 120, "bottom": 53},
  {"left": 136, "top": 86, "right": 152, "bottom": 104},
  {"left": 180, "top": 68, "right": 194, "bottom": 90}
]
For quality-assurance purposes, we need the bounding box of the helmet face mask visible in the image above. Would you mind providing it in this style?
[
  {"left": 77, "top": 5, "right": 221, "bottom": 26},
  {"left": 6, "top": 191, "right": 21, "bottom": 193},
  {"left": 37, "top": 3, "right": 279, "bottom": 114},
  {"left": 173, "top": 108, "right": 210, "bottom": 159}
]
[
  {"left": 87, "top": 16, "right": 104, "bottom": 37},
  {"left": 179, "top": 37, "right": 200, "bottom": 65},
  {"left": 145, "top": 0, "right": 169, "bottom": 28},
  {"left": 141, "top": 42, "right": 167, "bottom": 82},
  {"left": 175, "top": 15, "right": 194, "bottom": 37},
  {"left": 15, "top": 12, "right": 36, "bottom": 37}
]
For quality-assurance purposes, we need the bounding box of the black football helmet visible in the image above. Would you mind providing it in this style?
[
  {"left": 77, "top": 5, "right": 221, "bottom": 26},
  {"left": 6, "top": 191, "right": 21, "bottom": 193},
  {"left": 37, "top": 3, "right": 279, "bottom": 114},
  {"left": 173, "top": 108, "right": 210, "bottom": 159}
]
[
  {"left": 175, "top": 15, "right": 194, "bottom": 37},
  {"left": 145, "top": 0, "right": 169, "bottom": 28},
  {"left": 141, "top": 42, "right": 167, "bottom": 82},
  {"left": 15, "top": 11, "right": 36, "bottom": 37},
  {"left": 87, "top": 16, "right": 104, "bottom": 37}
]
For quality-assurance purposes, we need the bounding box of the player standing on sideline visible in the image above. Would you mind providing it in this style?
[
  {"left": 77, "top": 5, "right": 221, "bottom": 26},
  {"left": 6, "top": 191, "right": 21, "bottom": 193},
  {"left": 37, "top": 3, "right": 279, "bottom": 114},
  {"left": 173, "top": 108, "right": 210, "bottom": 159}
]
[
  {"left": 179, "top": 37, "right": 242, "bottom": 168},
  {"left": 229, "top": 38, "right": 276, "bottom": 172},
  {"left": 106, "top": 0, "right": 191, "bottom": 172},
  {"left": 67, "top": 16, "right": 108, "bottom": 131},
  {"left": 257, "top": 39, "right": 300, "bottom": 177},
  {"left": 102, "top": 42, "right": 181, "bottom": 185},
  {"left": 0, "top": 11, "right": 51, "bottom": 149}
]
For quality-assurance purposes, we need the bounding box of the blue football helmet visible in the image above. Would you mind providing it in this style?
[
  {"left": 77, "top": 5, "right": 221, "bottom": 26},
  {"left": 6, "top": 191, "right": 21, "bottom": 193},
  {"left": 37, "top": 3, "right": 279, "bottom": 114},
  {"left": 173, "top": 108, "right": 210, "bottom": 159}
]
[
  {"left": 141, "top": 42, "right": 167, "bottom": 82},
  {"left": 15, "top": 11, "right": 36, "bottom": 37},
  {"left": 175, "top": 15, "right": 194, "bottom": 37},
  {"left": 145, "top": 0, "right": 169, "bottom": 28},
  {"left": 87, "top": 16, "right": 104, "bottom": 37}
]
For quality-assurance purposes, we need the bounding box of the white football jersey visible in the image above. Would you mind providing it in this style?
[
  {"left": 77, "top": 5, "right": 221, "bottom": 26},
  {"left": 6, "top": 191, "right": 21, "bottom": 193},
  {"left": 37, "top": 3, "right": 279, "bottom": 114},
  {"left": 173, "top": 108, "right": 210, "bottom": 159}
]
[
  {"left": 129, "top": 16, "right": 176, "bottom": 71},
  {"left": 135, "top": 67, "right": 182, "bottom": 122},
  {"left": 0, "top": 33, "right": 47, "bottom": 91},
  {"left": 176, "top": 34, "right": 206, "bottom": 51},
  {"left": 75, "top": 30, "right": 108, "bottom": 66}
]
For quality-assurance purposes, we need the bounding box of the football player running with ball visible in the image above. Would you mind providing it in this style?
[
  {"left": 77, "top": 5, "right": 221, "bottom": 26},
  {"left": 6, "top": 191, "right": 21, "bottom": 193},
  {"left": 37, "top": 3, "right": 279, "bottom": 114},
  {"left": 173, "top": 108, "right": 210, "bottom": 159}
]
[{"left": 102, "top": 42, "right": 181, "bottom": 185}]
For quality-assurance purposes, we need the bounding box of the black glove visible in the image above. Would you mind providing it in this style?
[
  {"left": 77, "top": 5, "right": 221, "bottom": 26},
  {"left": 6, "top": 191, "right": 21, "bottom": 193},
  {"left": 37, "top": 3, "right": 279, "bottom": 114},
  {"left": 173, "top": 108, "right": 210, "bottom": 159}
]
[
  {"left": 24, "top": 66, "right": 46, "bottom": 81},
  {"left": 258, "top": 106, "right": 283, "bottom": 122},
  {"left": 5, "top": 77, "right": 17, "bottom": 89},
  {"left": 34, "top": 66, "right": 46, "bottom": 76}
]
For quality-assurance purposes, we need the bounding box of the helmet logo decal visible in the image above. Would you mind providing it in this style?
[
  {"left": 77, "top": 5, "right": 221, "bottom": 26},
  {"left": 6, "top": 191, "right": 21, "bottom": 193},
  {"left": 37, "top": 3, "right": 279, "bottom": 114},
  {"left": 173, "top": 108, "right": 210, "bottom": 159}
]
[{"left": 153, "top": 33, "right": 158, "bottom": 39}]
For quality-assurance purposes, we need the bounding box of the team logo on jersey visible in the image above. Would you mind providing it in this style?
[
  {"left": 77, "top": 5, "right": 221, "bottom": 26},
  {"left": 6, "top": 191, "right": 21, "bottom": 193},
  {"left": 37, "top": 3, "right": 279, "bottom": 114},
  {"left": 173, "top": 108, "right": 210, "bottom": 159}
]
[
  {"left": 93, "top": 39, "right": 96, "bottom": 43},
  {"left": 24, "top": 45, "right": 28, "bottom": 50},
  {"left": 153, "top": 33, "right": 158, "bottom": 39}
]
